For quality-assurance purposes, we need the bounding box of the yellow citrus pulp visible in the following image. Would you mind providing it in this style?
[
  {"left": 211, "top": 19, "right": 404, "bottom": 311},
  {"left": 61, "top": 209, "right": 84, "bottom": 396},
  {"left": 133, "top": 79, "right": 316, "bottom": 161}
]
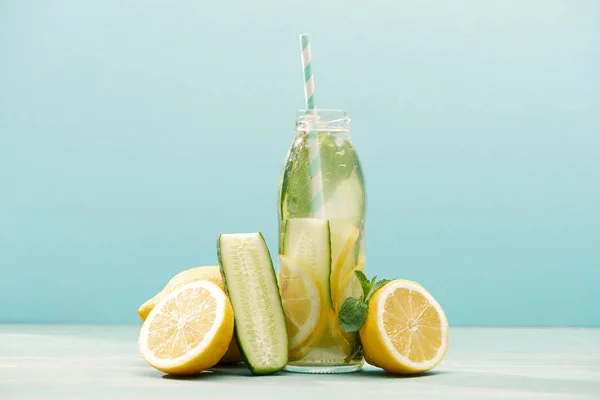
[
  {"left": 278, "top": 255, "right": 328, "bottom": 361},
  {"left": 360, "top": 279, "right": 449, "bottom": 374},
  {"left": 138, "top": 281, "right": 234, "bottom": 375},
  {"left": 137, "top": 266, "right": 243, "bottom": 364}
]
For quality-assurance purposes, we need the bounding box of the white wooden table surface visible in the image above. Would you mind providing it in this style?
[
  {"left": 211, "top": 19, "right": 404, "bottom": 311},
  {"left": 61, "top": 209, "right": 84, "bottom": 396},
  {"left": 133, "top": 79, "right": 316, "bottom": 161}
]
[{"left": 1, "top": 326, "right": 599, "bottom": 399}]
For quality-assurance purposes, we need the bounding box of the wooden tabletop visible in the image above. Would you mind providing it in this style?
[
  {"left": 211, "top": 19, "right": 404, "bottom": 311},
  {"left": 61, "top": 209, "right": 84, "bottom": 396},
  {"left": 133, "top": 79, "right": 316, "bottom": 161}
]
[{"left": 1, "top": 326, "right": 599, "bottom": 399}]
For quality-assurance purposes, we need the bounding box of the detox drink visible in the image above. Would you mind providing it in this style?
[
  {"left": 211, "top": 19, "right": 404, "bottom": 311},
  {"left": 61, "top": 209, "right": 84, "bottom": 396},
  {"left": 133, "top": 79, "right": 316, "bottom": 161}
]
[{"left": 277, "top": 109, "right": 366, "bottom": 373}]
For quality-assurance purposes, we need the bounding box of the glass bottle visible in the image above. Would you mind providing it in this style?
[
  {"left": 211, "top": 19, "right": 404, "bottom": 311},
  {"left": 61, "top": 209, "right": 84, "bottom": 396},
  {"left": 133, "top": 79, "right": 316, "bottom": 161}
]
[{"left": 277, "top": 109, "right": 366, "bottom": 373}]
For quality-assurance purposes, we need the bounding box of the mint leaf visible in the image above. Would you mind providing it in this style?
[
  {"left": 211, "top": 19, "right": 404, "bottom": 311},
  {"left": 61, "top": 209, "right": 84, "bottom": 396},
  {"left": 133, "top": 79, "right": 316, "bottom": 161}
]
[
  {"left": 281, "top": 134, "right": 312, "bottom": 218},
  {"left": 354, "top": 270, "right": 371, "bottom": 300},
  {"left": 282, "top": 132, "right": 358, "bottom": 220},
  {"left": 338, "top": 297, "right": 368, "bottom": 333},
  {"left": 366, "top": 279, "right": 393, "bottom": 301}
]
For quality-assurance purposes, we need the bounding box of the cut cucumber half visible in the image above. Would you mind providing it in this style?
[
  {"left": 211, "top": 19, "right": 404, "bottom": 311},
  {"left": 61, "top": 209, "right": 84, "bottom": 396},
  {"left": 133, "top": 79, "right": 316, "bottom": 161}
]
[
  {"left": 218, "top": 233, "right": 288, "bottom": 375},
  {"left": 282, "top": 218, "right": 332, "bottom": 307}
]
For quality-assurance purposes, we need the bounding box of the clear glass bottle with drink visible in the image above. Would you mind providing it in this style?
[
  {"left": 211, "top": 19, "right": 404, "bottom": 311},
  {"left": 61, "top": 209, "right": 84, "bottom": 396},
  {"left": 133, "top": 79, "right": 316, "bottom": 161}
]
[{"left": 277, "top": 109, "right": 366, "bottom": 373}]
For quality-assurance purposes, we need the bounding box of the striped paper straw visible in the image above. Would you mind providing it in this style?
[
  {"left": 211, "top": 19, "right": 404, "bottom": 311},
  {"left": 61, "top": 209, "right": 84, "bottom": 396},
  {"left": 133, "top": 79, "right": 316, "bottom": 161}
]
[{"left": 300, "top": 34, "right": 325, "bottom": 219}]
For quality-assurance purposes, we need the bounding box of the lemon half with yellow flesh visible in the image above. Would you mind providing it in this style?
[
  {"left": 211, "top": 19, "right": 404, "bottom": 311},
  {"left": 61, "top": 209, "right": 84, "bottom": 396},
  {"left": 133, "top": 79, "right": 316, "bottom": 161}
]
[
  {"left": 138, "top": 281, "right": 234, "bottom": 375},
  {"left": 137, "top": 266, "right": 243, "bottom": 365},
  {"left": 360, "top": 279, "right": 449, "bottom": 374}
]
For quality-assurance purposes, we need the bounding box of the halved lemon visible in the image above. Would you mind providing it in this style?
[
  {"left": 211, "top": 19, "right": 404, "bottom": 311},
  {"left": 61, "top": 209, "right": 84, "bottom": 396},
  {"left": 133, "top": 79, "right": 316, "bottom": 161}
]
[
  {"left": 360, "top": 280, "right": 449, "bottom": 374},
  {"left": 138, "top": 280, "right": 234, "bottom": 375},
  {"left": 278, "top": 255, "right": 328, "bottom": 361},
  {"left": 137, "top": 266, "right": 243, "bottom": 365}
]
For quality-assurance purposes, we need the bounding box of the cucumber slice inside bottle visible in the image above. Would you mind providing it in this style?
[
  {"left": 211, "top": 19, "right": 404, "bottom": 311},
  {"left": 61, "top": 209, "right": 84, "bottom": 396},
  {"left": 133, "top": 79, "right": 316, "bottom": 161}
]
[
  {"left": 282, "top": 218, "right": 332, "bottom": 307},
  {"left": 323, "top": 172, "right": 365, "bottom": 227},
  {"left": 218, "top": 233, "right": 288, "bottom": 375}
]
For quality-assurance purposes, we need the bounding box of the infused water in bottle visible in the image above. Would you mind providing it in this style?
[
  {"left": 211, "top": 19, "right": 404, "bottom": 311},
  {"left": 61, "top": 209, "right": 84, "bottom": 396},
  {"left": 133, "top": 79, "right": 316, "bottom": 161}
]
[{"left": 277, "top": 109, "right": 366, "bottom": 373}]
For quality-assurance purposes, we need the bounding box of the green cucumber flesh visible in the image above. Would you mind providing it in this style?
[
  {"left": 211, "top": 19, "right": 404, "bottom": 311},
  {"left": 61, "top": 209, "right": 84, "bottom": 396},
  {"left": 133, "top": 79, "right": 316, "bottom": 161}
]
[
  {"left": 323, "top": 172, "right": 365, "bottom": 227},
  {"left": 282, "top": 218, "right": 332, "bottom": 306},
  {"left": 218, "top": 232, "right": 288, "bottom": 375}
]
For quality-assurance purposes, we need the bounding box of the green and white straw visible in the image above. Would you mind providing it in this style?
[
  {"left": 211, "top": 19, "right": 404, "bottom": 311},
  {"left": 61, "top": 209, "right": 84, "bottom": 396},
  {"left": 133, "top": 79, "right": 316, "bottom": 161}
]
[{"left": 300, "top": 34, "right": 325, "bottom": 219}]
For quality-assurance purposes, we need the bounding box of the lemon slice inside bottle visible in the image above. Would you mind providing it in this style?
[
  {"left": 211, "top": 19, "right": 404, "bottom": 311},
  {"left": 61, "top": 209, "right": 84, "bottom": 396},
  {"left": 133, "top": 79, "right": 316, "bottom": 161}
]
[{"left": 278, "top": 255, "right": 328, "bottom": 361}]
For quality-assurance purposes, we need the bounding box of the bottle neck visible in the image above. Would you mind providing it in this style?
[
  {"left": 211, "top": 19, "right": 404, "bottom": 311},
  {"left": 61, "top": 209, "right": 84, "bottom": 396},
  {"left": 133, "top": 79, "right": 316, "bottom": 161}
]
[{"left": 296, "top": 109, "right": 350, "bottom": 132}]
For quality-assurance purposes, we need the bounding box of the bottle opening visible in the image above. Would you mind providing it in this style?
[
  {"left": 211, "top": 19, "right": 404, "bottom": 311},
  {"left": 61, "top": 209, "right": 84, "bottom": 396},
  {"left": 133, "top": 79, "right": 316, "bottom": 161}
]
[{"left": 296, "top": 109, "right": 350, "bottom": 131}]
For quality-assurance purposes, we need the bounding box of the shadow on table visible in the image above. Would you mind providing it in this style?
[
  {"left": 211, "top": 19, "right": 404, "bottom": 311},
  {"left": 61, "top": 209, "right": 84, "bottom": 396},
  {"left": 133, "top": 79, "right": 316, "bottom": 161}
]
[
  {"left": 357, "top": 369, "right": 445, "bottom": 379},
  {"left": 161, "top": 363, "right": 276, "bottom": 380},
  {"left": 160, "top": 364, "right": 447, "bottom": 381}
]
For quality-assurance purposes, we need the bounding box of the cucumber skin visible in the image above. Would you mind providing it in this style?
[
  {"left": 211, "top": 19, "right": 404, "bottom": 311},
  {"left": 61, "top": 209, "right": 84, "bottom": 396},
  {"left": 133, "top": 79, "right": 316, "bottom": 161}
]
[{"left": 217, "top": 233, "right": 288, "bottom": 375}]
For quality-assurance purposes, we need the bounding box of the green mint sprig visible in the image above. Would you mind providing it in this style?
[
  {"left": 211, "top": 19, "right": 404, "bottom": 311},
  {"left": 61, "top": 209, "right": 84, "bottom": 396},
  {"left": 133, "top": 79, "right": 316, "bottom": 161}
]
[{"left": 338, "top": 271, "right": 392, "bottom": 333}]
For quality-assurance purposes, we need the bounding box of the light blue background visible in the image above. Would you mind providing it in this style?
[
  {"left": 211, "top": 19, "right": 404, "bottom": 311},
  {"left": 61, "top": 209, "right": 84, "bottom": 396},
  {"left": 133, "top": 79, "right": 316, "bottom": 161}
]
[{"left": 1, "top": 1, "right": 599, "bottom": 326}]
